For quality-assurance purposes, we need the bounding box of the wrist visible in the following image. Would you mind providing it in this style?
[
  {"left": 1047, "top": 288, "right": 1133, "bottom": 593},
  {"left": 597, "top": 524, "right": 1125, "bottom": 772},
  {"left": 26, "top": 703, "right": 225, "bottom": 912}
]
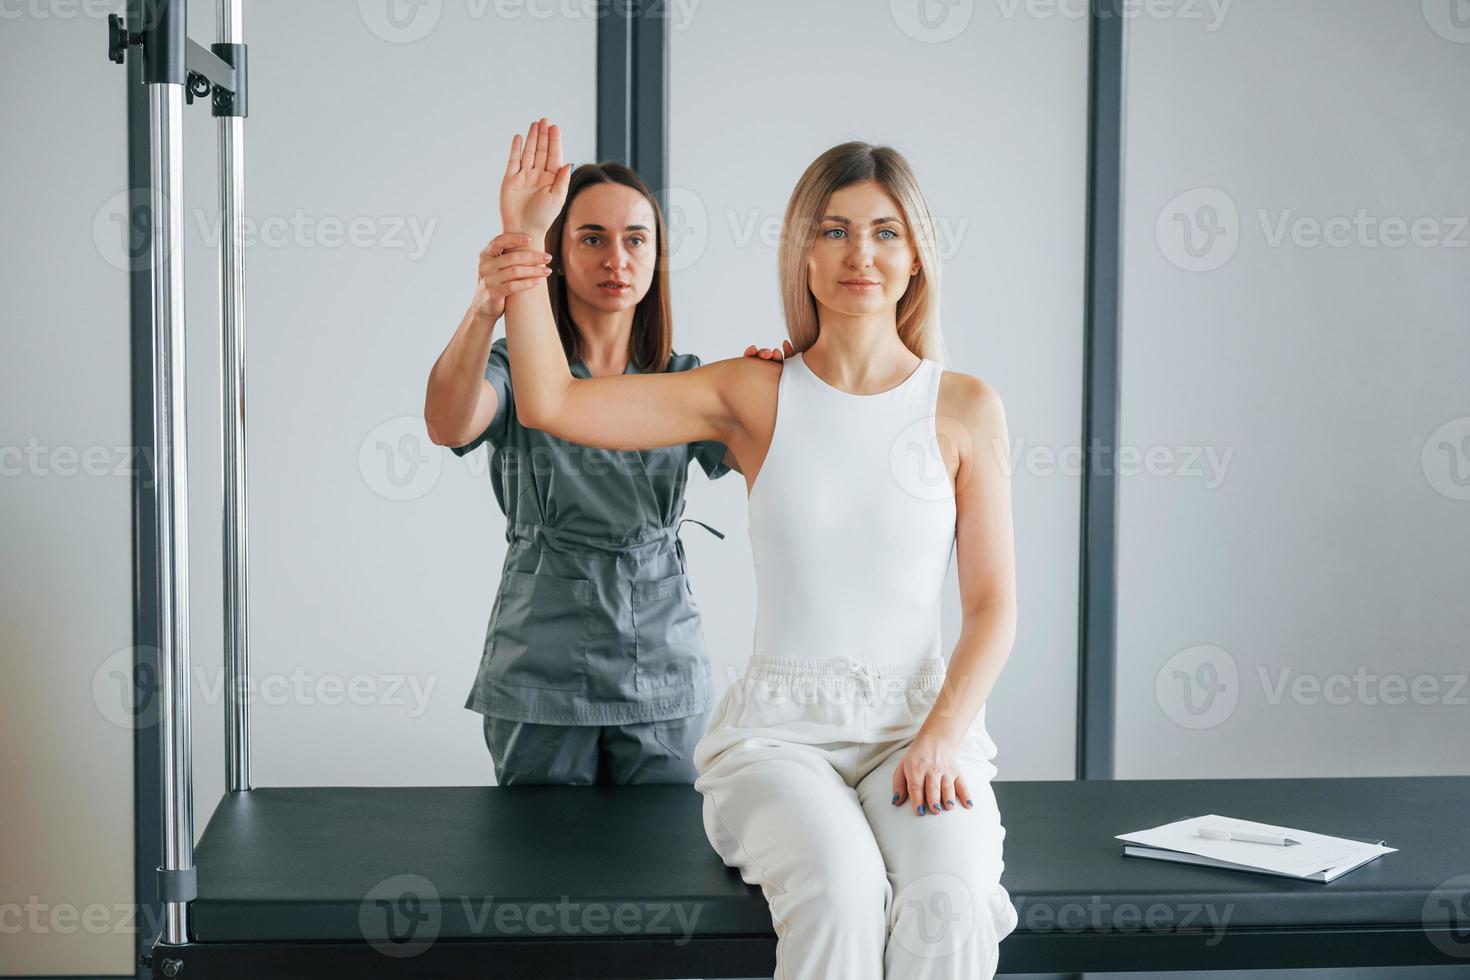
[
  {"left": 501, "top": 224, "right": 550, "bottom": 250},
  {"left": 917, "top": 716, "right": 966, "bottom": 748},
  {"left": 468, "top": 298, "right": 500, "bottom": 329}
]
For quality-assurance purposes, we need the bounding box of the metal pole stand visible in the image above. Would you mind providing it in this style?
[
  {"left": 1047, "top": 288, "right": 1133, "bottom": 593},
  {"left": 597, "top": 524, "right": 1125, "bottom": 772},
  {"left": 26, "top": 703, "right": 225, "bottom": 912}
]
[{"left": 108, "top": 0, "right": 251, "bottom": 965}]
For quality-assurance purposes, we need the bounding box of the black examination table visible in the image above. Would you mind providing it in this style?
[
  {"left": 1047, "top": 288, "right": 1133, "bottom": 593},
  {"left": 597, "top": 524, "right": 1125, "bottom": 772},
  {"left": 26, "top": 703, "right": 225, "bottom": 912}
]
[{"left": 148, "top": 775, "right": 1470, "bottom": 978}]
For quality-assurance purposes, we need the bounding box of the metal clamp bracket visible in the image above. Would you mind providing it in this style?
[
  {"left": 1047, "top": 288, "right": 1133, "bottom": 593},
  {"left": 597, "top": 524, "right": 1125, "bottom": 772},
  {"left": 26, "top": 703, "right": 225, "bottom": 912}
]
[
  {"left": 156, "top": 866, "right": 199, "bottom": 904},
  {"left": 106, "top": 13, "right": 249, "bottom": 117}
]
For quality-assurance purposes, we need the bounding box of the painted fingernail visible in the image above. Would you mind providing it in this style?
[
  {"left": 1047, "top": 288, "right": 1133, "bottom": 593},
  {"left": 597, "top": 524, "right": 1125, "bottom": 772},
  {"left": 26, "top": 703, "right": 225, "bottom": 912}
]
[
  {"left": 916, "top": 804, "right": 925, "bottom": 815},
  {"left": 891, "top": 793, "right": 899, "bottom": 804},
  {"left": 966, "top": 798, "right": 974, "bottom": 806}
]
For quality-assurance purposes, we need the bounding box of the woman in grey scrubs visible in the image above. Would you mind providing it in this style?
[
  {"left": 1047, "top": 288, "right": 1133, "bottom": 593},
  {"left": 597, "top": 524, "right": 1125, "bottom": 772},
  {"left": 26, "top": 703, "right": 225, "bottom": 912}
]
[{"left": 425, "top": 161, "right": 787, "bottom": 786}]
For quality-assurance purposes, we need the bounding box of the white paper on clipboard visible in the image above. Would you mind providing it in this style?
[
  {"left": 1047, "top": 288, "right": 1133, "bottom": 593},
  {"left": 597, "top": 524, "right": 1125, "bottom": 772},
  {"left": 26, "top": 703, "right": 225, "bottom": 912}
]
[{"left": 1116, "top": 814, "right": 1396, "bottom": 880}]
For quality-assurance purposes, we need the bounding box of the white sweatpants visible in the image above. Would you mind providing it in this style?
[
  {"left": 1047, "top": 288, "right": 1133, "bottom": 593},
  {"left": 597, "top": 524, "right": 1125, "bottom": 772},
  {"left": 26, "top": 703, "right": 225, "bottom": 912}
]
[{"left": 693, "top": 654, "right": 1019, "bottom": 980}]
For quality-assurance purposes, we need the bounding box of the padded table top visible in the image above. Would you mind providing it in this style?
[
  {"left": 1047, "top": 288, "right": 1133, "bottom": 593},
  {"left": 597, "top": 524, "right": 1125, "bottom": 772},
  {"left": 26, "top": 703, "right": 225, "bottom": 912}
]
[{"left": 190, "top": 775, "right": 1469, "bottom": 944}]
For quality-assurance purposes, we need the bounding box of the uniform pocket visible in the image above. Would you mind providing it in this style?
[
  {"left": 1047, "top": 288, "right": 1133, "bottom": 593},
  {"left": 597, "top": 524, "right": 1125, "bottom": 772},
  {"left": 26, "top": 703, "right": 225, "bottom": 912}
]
[
  {"left": 651, "top": 712, "right": 707, "bottom": 760},
  {"left": 631, "top": 573, "right": 707, "bottom": 693},
  {"left": 487, "top": 569, "right": 592, "bottom": 692}
]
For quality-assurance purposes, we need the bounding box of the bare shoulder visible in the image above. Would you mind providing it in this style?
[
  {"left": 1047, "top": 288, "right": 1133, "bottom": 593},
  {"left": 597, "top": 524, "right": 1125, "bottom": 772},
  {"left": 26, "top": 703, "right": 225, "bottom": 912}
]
[
  {"left": 698, "top": 351, "right": 785, "bottom": 391},
  {"left": 693, "top": 353, "right": 783, "bottom": 437},
  {"left": 936, "top": 367, "right": 1007, "bottom": 433},
  {"left": 934, "top": 368, "right": 1010, "bottom": 487},
  {"left": 656, "top": 351, "right": 782, "bottom": 398}
]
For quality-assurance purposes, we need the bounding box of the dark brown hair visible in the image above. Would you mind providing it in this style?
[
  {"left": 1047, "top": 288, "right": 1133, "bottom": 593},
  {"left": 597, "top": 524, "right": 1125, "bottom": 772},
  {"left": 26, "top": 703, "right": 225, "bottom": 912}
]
[{"left": 544, "top": 162, "right": 674, "bottom": 372}]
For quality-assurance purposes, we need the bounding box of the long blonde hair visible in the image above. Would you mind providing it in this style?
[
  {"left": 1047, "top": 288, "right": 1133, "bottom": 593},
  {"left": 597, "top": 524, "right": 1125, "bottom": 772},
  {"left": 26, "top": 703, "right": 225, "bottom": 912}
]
[{"left": 778, "top": 142, "right": 950, "bottom": 365}]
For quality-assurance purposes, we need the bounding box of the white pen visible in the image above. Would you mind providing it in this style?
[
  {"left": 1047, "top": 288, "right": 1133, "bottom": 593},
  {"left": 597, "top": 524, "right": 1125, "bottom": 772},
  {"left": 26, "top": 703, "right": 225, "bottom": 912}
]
[{"left": 1197, "top": 826, "right": 1301, "bottom": 846}]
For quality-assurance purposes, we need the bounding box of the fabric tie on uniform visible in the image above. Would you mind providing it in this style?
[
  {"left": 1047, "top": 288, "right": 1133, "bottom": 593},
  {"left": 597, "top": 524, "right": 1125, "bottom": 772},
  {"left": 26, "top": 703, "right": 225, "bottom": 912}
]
[
  {"left": 507, "top": 518, "right": 680, "bottom": 558},
  {"left": 677, "top": 517, "right": 725, "bottom": 540}
]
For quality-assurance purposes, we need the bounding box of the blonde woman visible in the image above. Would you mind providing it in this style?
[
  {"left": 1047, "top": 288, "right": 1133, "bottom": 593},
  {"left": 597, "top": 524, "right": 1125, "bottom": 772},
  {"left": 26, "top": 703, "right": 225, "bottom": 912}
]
[{"left": 496, "top": 117, "right": 1019, "bottom": 978}]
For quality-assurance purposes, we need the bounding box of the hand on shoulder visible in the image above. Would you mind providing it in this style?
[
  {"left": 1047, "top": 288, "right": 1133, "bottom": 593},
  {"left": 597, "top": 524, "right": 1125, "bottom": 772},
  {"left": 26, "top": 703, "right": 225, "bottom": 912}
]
[{"left": 742, "top": 339, "right": 795, "bottom": 362}]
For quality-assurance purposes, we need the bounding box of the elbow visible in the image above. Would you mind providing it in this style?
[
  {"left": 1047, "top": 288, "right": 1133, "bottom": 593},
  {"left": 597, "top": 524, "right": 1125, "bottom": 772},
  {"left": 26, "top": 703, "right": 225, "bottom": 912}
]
[
  {"left": 514, "top": 390, "right": 543, "bottom": 431},
  {"left": 995, "top": 596, "right": 1019, "bottom": 639},
  {"left": 997, "top": 604, "right": 1019, "bottom": 655},
  {"left": 423, "top": 403, "right": 467, "bottom": 449},
  {"left": 423, "top": 403, "right": 449, "bottom": 448},
  {"left": 512, "top": 389, "right": 554, "bottom": 435},
  {"left": 422, "top": 369, "right": 460, "bottom": 448},
  {"left": 513, "top": 378, "right": 575, "bottom": 436},
  {"left": 425, "top": 421, "right": 465, "bottom": 451},
  {"left": 422, "top": 388, "right": 474, "bottom": 448},
  {"left": 966, "top": 595, "right": 1018, "bottom": 649}
]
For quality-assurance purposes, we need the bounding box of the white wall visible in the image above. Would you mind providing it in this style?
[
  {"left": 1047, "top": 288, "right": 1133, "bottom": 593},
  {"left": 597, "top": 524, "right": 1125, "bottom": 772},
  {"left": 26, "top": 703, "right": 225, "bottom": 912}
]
[
  {"left": 1, "top": 7, "right": 134, "bottom": 974},
  {"left": 1115, "top": 0, "right": 1470, "bottom": 779}
]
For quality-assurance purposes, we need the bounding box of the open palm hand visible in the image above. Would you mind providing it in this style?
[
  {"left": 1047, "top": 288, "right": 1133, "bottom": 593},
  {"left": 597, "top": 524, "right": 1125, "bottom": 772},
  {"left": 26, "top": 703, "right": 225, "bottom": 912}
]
[{"left": 499, "top": 117, "right": 573, "bottom": 240}]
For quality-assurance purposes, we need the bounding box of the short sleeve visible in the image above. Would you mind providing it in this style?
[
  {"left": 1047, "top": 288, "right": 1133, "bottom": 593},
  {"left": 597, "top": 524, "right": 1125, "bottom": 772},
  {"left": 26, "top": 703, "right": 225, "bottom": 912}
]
[
  {"left": 669, "top": 349, "right": 732, "bottom": 481},
  {"left": 691, "top": 438, "right": 733, "bottom": 480},
  {"left": 449, "top": 336, "right": 514, "bottom": 457}
]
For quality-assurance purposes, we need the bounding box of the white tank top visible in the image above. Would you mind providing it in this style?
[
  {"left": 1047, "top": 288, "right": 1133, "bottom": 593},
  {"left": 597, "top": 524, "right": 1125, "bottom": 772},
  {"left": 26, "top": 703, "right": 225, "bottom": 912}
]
[{"left": 748, "top": 350, "right": 957, "bottom": 665}]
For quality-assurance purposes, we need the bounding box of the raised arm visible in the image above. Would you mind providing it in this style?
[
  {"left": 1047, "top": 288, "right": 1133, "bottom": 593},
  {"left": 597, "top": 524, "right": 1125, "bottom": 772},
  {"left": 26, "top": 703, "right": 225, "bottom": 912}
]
[
  {"left": 425, "top": 232, "right": 549, "bottom": 449},
  {"left": 497, "top": 117, "right": 735, "bottom": 452}
]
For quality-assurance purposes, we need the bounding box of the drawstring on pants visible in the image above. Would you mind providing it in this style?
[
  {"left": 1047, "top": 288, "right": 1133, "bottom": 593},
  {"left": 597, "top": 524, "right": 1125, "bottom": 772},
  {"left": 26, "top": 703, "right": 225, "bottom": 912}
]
[{"left": 846, "top": 656, "right": 880, "bottom": 702}]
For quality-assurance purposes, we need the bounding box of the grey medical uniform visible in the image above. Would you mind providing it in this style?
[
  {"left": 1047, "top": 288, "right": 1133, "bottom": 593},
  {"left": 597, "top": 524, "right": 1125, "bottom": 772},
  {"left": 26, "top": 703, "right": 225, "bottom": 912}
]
[{"left": 450, "top": 336, "right": 731, "bottom": 784}]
